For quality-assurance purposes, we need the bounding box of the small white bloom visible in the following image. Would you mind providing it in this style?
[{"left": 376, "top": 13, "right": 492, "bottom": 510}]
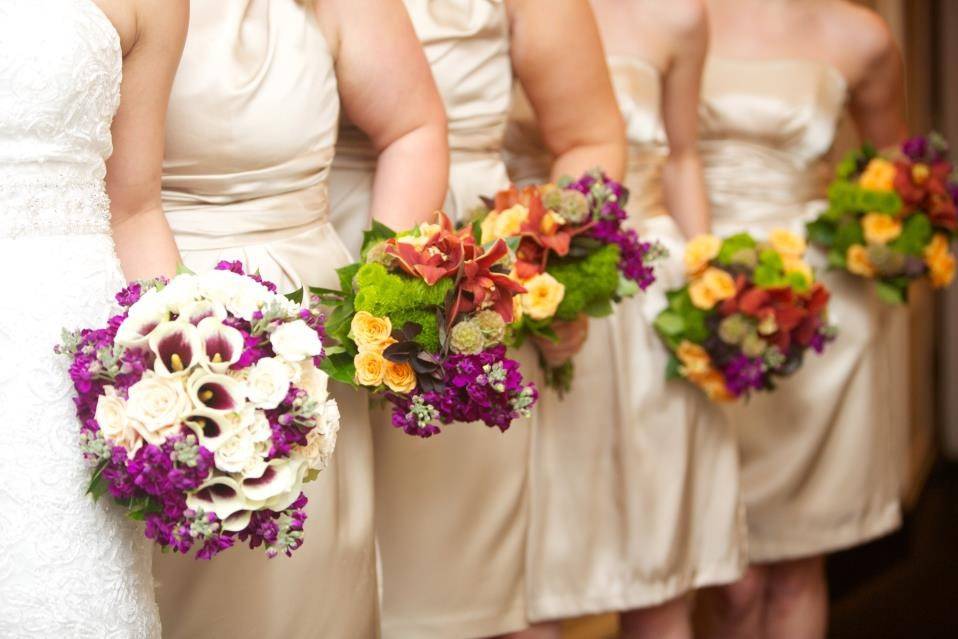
[
  {"left": 126, "top": 373, "right": 191, "bottom": 443},
  {"left": 179, "top": 299, "right": 227, "bottom": 326},
  {"left": 157, "top": 274, "right": 200, "bottom": 313},
  {"left": 214, "top": 428, "right": 256, "bottom": 474},
  {"left": 241, "top": 441, "right": 271, "bottom": 479},
  {"left": 244, "top": 357, "right": 292, "bottom": 409},
  {"left": 196, "top": 269, "right": 243, "bottom": 307},
  {"left": 298, "top": 361, "right": 329, "bottom": 401},
  {"left": 249, "top": 411, "right": 273, "bottom": 443},
  {"left": 270, "top": 320, "right": 323, "bottom": 363}
]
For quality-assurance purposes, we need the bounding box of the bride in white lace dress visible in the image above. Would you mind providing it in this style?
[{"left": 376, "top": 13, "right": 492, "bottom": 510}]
[{"left": 0, "top": 1, "right": 187, "bottom": 635}]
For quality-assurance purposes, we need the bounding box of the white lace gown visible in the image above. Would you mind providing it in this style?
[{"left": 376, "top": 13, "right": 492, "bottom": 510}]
[{"left": 0, "top": 1, "right": 160, "bottom": 636}]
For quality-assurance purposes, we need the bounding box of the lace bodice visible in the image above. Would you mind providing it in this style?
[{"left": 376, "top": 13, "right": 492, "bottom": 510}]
[{"left": 0, "top": 0, "right": 121, "bottom": 238}]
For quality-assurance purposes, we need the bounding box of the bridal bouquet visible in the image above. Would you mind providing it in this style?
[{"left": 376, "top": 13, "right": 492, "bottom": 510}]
[
  {"left": 473, "top": 169, "right": 662, "bottom": 393},
  {"left": 313, "top": 213, "right": 538, "bottom": 438},
  {"left": 807, "top": 134, "right": 958, "bottom": 303},
  {"left": 654, "top": 231, "right": 835, "bottom": 402},
  {"left": 58, "top": 262, "right": 339, "bottom": 559}
]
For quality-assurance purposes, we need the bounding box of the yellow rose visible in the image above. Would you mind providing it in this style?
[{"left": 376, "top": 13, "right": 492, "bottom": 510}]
[
  {"left": 481, "top": 205, "right": 529, "bottom": 244},
  {"left": 862, "top": 213, "right": 903, "bottom": 245},
  {"left": 383, "top": 360, "right": 417, "bottom": 393},
  {"left": 768, "top": 229, "right": 807, "bottom": 258},
  {"left": 350, "top": 311, "right": 392, "bottom": 349},
  {"left": 783, "top": 255, "right": 814, "bottom": 285},
  {"left": 858, "top": 158, "right": 897, "bottom": 192},
  {"left": 846, "top": 244, "right": 876, "bottom": 278},
  {"left": 353, "top": 350, "right": 386, "bottom": 387},
  {"left": 860, "top": 162, "right": 894, "bottom": 191},
  {"left": 684, "top": 234, "right": 722, "bottom": 276},
  {"left": 688, "top": 267, "right": 736, "bottom": 310},
  {"left": 521, "top": 272, "right": 566, "bottom": 320},
  {"left": 676, "top": 341, "right": 712, "bottom": 377},
  {"left": 925, "top": 234, "right": 956, "bottom": 287}
]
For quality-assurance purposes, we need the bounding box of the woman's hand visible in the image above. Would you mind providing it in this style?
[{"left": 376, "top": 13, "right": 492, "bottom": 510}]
[{"left": 533, "top": 314, "right": 590, "bottom": 368}]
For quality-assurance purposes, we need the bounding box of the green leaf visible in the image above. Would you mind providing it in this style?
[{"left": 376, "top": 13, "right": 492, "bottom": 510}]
[
  {"left": 360, "top": 221, "right": 397, "bottom": 261},
  {"left": 653, "top": 311, "right": 686, "bottom": 337},
  {"left": 806, "top": 218, "right": 836, "bottom": 248},
  {"left": 285, "top": 287, "right": 305, "bottom": 304},
  {"left": 716, "top": 233, "right": 758, "bottom": 265},
  {"left": 584, "top": 296, "right": 614, "bottom": 318},
  {"left": 616, "top": 274, "right": 641, "bottom": 299},
  {"left": 665, "top": 353, "right": 682, "bottom": 380},
  {"left": 891, "top": 214, "right": 933, "bottom": 256},
  {"left": 336, "top": 263, "right": 362, "bottom": 295},
  {"left": 320, "top": 351, "right": 358, "bottom": 386},
  {"left": 175, "top": 262, "right": 196, "bottom": 276},
  {"left": 827, "top": 248, "right": 847, "bottom": 269},
  {"left": 87, "top": 461, "right": 110, "bottom": 501},
  {"left": 875, "top": 279, "right": 907, "bottom": 305}
]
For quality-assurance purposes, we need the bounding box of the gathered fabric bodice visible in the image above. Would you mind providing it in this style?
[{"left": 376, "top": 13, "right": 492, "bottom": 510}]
[
  {"left": 162, "top": 0, "right": 340, "bottom": 255},
  {"left": 0, "top": 0, "right": 121, "bottom": 238},
  {"left": 335, "top": 0, "right": 511, "bottom": 219},
  {"left": 699, "top": 57, "right": 847, "bottom": 234}
]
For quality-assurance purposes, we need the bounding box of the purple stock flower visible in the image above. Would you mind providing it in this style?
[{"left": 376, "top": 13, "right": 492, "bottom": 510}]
[{"left": 722, "top": 355, "right": 766, "bottom": 398}]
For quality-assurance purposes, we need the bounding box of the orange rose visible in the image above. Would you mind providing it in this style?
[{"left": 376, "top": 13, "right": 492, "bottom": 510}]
[
  {"left": 846, "top": 244, "right": 876, "bottom": 278},
  {"left": 925, "top": 234, "right": 956, "bottom": 287},
  {"left": 858, "top": 158, "right": 896, "bottom": 192},
  {"left": 689, "top": 267, "right": 736, "bottom": 310},
  {"left": 383, "top": 360, "right": 417, "bottom": 393},
  {"left": 862, "top": 213, "right": 902, "bottom": 245}
]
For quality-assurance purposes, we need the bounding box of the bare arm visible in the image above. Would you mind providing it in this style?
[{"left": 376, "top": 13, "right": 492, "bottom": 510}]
[
  {"left": 847, "top": 13, "right": 907, "bottom": 148},
  {"left": 318, "top": 0, "right": 448, "bottom": 230},
  {"left": 509, "top": 0, "right": 626, "bottom": 182},
  {"left": 107, "top": 0, "right": 187, "bottom": 281},
  {"left": 660, "top": 1, "right": 711, "bottom": 238}
]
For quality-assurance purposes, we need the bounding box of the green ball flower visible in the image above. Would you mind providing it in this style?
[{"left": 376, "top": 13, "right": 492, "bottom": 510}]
[
  {"left": 449, "top": 319, "right": 485, "bottom": 355},
  {"left": 718, "top": 314, "right": 750, "bottom": 345},
  {"left": 474, "top": 310, "right": 506, "bottom": 346},
  {"left": 742, "top": 332, "right": 768, "bottom": 358}
]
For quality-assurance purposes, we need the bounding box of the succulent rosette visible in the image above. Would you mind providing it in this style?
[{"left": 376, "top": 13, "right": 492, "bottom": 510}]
[
  {"left": 312, "top": 213, "right": 538, "bottom": 438},
  {"left": 470, "top": 169, "right": 665, "bottom": 393},
  {"left": 58, "top": 262, "right": 340, "bottom": 560},
  {"left": 807, "top": 133, "right": 958, "bottom": 303},
  {"left": 653, "top": 231, "right": 836, "bottom": 402}
]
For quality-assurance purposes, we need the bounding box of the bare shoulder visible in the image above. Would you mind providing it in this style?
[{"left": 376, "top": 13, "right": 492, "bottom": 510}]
[
  {"left": 821, "top": 1, "right": 896, "bottom": 69},
  {"left": 132, "top": 0, "right": 189, "bottom": 45},
  {"left": 654, "top": 0, "right": 706, "bottom": 38}
]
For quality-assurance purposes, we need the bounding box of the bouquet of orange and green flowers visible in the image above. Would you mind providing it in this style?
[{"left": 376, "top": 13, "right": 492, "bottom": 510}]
[
  {"left": 311, "top": 213, "right": 537, "bottom": 438},
  {"left": 807, "top": 134, "right": 958, "bottom": 304},
  {"left": 654, "top": 230, "right": 835, "bottom": 402},
  {"left": 471, "top": 170, "right": 663, "bottom": 393}
]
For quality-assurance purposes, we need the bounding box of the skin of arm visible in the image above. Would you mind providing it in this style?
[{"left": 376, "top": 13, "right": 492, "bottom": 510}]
[
  {"left": 509, "top": 0, "right": 626, "bottom": 363},
  {"left": 509, "top": 0, "right": 626, "bottom": 182},
  {"left": 846, "top": 12, "right": 908, "bottom": 148},
  {"left": 106, "top": 0, "right": 187, "bottom": 281},
  {"left": 659, "top": 2, "right": 712, "bottom": 238},
  {"left": 317, "top": 0, "right": 448, "bottom": 231}
]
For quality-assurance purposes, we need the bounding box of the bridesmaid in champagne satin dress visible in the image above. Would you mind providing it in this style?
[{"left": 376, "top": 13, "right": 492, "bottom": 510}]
[
  {"left": 330, "top": 2, "right": 625, "bottom": 637},
  {"left": 152, "top": 2, "right": 447, "bottom": 637},
  {"left": 504, "top": 1, "right": 746, "bottom": 636},
  {"left": 696, "top": 2, "right": 909, "bottom": 637}
]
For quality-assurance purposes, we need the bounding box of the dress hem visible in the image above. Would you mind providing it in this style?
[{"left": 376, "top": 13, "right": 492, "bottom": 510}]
[{"left": 381, "top": 601, "right": 527, "bottom": 639}]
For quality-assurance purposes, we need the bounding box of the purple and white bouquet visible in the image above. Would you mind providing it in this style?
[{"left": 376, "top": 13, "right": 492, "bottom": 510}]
[{"left": 58, "top": 262, "right": 340, "bottom": 559}]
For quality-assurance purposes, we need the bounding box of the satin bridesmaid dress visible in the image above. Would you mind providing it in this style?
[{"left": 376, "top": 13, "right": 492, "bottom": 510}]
[
  {"left": 700, "top": 57, "right": 903, "bottom": 562},
  {"left": 503, "top": 57, "right": 746, "bottom": 622},
  {"left": 329, "top": 2, "right": 535, "bottom": 638},
  {"left": 152, "top": 3, "right": 379, "bottom": 637}
]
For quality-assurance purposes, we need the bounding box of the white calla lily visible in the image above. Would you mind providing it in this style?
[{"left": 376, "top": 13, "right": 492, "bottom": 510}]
[
  {"left": 157, "top": 274, "right": 201, "bottom": 313},
  {"left": 149, "top": 321, "right": 204, "bottom": 376},
  {"left": 240, "top": 458, "right": 302, "bottom": 504},
  {"left": 116, "top": 289, "right": 170, "bottom": 348},
  {"left": 182, "top": 408, "right": 237, "bottom": 452},
  {"left": 197, "top": 317, "right": 244, "bottom": 373},
  {"left": 180, "top": 299, "right": 227, "bottom": 326},
  {"left": 221, "top": 510, "right": 253, "bottom": 533},
  {"left": 187, "top": 370, "right": 245, "bottom": 413},
  {"left": 187, "top": 476, "right": 259, "bottom": 522}
]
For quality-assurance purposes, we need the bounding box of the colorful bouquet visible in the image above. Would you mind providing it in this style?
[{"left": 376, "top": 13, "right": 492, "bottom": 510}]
[
  {"left": 653, "top": 231, "right": 835, "bottom": 401},
  {"left": 807, "top": 134, "right": 958, "bottom": 303},
  {"left": 58, "top": 262, "right": 339, "bottom": 559},
  {"left": 314, "top": 213, "right": 538, "bottom": 438},
  {"left": 472, "top": 169, "right": 662, "bottom": 392}
]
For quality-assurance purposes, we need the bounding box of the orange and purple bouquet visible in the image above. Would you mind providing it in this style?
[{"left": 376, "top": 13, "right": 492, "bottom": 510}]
[
  {"left": 807, "top": 134, "right": 958, "bottom": 303},
  {"left": 472, "top": 170, "right": 662, "bottom": 392},
  {"left": 654, "top": 231, "right": 835, "bottom": 402},
  {"left": 312, "top": 213, "right": 537, "bottom": 438}
]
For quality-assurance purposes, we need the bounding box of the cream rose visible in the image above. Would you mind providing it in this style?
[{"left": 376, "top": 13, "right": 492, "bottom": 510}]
[
  {"left": 244, "top": 357, "right": 292, "bottom": 409},
  {"left": 214, "top": 428, "right": 257, "bottom": 474},
  {"left": 126, "top": 373, "right": 191, "bottom": 442},
  {"left": 270, "top": 320, "right": 323, "bottom": 363},
  {"left": 521, "top": 272, "right": 565, "bottom": 321},
  {"left": 95, "top": 388, "right": 144, "bottom": 454}
]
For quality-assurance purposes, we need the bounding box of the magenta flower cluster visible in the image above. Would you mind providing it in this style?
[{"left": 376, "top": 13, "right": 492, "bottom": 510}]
[
  {"left": 388, "top": 345, "right": 538, "bottom": 438},
  {"left": 60, "top": 261, "right": 329, "bottom": 560},
  {"left": 566, "top": 171, "right": 659, "bottom": 290}
]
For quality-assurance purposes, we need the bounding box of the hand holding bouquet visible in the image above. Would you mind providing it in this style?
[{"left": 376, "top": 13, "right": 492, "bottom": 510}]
[
  {"left": 314, "top": 213, "right": 538, "bottom": 438},
  {"left": 59, "top": 262, "right": 339, "bottom": 559},
  {"left": 474, "top": 169, "right": 663, "bottom": 393},
  {"left": 654, "top": 231, "right": 835, "bottom": 401},
  {"left": 807, "top": 133, "right": 958, "bottom": 303}
]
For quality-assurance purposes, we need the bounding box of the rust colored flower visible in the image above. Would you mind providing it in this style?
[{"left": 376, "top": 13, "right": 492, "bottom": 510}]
[
  {"left": 894, "top": 160, "right": 957, "bottom": 230},
  {"left": 384, "top": 213, "right": 472, "bottom": 285}
]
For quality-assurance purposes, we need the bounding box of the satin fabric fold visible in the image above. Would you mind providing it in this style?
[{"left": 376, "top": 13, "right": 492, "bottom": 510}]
[
  {"left": 152, "top": 3, "right": 379, "bottom": 637},
  {"left": 701, "top": 57, "right": 904, "bottom": 562},
  {"left": 504, "top": 56, "right": 746, "bottom": 621}
]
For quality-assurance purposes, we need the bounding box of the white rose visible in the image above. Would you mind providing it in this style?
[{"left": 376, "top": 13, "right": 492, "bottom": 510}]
[
  {"left": 126, "top": 373, "right": 191, "bottom": 442},
  {"left": 298, "top": 361, "right": 329, "bottom": 401},
  {"left": 225, "top": 278, "right": 274, "bottom": 321},
  {"left": 244, "top": 357, "right": 291, "bottom": 409},
  {"left": 197, "top": 269, "right": 243, "bottom": 307},
  {"left": 214, "top": 428, "right": 256, "bottom": 474},
  {"left": 94, "top": 388, "right": 144, "bottom": 455},
  {"left": 241, "top": 441, "right": 271, "bottom": 479},
  {"left": 270, "top": 320, "right": 323, "bottom": 363},
  {"left": 249, "top": 411, "right": 273, "bottom": 443}
]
